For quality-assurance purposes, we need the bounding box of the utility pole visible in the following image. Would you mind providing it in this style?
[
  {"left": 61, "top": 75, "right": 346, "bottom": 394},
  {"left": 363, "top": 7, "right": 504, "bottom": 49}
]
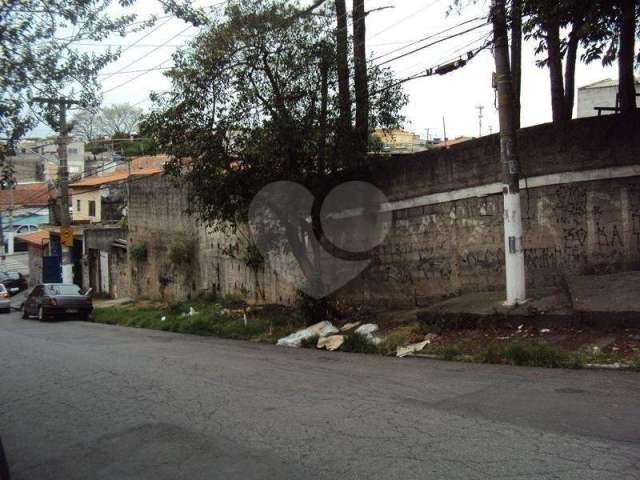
[
  {"left": 32, "top": 97, "right": 81, "bottom": 284},
  {"left": 476, "top": 104, "right": 484, "bottom": 137},
  {"left": 491, "top": 0, "right": 526, "bottom": 305},
  {"left": 442, "top": 116, "right": 448, "bottom": 148}
]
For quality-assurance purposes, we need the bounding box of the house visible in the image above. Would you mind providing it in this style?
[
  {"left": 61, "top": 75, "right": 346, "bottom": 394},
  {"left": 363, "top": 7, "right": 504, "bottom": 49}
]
[
  {"left": 577, "top": 77, "right": 640, "bottom": 118},
  {"left": 69, "top": 164, "right": 162, "bottom": 223},
  {"left": 0, "top": 183, "right": 52, "bottom": 254},
  {"left": 14, "top": 230, "right": 50, "bottom": 286}
]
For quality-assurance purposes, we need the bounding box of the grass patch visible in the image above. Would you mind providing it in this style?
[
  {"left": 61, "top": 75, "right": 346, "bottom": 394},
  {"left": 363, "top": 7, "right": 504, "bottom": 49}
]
[
  {"left": 381, "top": 324, "right": 421, "bottom": 355},
  {"left": 476, "top": 343, "right": 504, "bottom": 364},
  {"left": 300, "top": 335, "right": 319, "bottom": 349},
  {"left": 439, "top": 344, "right": 462, "bottom": 361},
  {"left": 629, "top": 358, "right": 640, "bottom": 372},
  {"left": 341, "top": 332, "right": 380, "bottom": 354},
  {"left": 503, "top": 341, "right": 566, "bottom": 368},
  {"left": 92, "top": 297, "right": 305, "bottom": 343}
]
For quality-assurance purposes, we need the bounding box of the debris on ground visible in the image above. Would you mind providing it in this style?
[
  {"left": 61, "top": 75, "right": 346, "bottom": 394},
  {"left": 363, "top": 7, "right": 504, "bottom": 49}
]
[
  {"left": 396, "top": 340, "right": 429, "bottom": 358},
  {"left": 340, "top": 321, "right": 361, "bottom": 332},
  {"left": 540, "top": 328, "right": 551, "bottom": 334},
  {"left": 354, "top": 323, "right": 383, "bottom": 344},
  {"left": 161, "top": 316, "right": 167, "bottom": 322},
  {"left": 317, "top": 335, "right": 345, "bottom": 351},
  {"left": 277, "top": 321, "right": 339, "bottom": 348}
]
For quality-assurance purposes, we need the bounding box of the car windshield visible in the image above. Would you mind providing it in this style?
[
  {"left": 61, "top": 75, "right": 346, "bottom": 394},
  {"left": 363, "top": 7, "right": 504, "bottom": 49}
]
[{"left": 46, "top": 284, "right": 83, "bottom": 296}]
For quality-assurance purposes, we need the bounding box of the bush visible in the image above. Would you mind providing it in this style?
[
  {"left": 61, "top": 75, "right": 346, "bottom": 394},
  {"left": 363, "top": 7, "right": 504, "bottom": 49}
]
[
  {"left": 300, "top": 335, "right": 319, "bottom": 349},
  {"left": 295, "top": 290, "right": 335, "bottom": 324},
  {"left": 381, "top": 324, "right": 420, "bottom": 355},
  {"left": 504, "top": 341, "right": 566, "bottom": 368},
  {"left": 130, "top": 243, "right": 147, "bottom": 262},
  {"left": 476, "top": 343, "right": 504, "bottom": 364},
  {"left": 341, "top": 332, "right": 379, "bottom": 354},
  {"left": 439, "top": 344, "right": 462, "bottom": 361},
  {"left": 563, "top": 352, "right": 586, "bottom": 369}
]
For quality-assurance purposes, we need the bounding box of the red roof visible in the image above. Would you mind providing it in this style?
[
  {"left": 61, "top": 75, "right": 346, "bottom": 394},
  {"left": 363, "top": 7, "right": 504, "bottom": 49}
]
[
  {"left": 69, "top": 166, "right": 162, "bottom": 189},
  {"left": 15, "top": 230, "right": 49, "bottom": 247},
  {"left": 0, "top": 183, "right": 51, "bottom": 208}
]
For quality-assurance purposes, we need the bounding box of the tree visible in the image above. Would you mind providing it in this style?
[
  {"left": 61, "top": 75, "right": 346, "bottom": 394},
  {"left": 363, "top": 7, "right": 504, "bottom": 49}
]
[
  {"left": 352, "top": 0, "right": 369, "bottom": 161},
  {"left": 142, "top": 0, "right": 407, "bottom": 295},
  {"left": 510, "top": 0, "right": 523, "bottom": 128},
  {"left": 618, "top": 0, "right": 637, "bottom": 113},
  {"left": 0, "top": 0, "right": 207, "bottom": 164}
]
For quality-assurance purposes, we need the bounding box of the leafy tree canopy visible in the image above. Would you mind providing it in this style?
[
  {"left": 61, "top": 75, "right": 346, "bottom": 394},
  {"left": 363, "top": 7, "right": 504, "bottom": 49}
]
[{"left": 143, "top": 0, "right": 408, "bottom": 228}]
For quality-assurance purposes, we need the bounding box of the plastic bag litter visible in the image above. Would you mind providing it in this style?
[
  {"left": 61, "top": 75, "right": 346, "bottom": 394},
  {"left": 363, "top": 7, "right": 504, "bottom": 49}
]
[
  {"left": 317, "top": 335, "right": 345, "bottom": 351},
  {"left": 396, "top": 340, "right": 429, "bottom": 358},
  {"left": 277, "top": 321, "right": 339, "bottom": 347},
  {"left": 354, "top": 323, "right": 382, "bottom": 345}
]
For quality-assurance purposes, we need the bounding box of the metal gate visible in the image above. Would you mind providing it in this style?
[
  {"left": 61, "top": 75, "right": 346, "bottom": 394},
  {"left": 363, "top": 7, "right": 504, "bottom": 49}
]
[{"left": 42, "top": 256, "right": 62, "bottom": 283}]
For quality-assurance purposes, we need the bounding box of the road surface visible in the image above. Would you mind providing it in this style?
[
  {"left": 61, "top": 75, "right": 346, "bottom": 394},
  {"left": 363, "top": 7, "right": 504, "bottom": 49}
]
[{"left": 1, "top": 311, "right": 639, "bottom": 479}]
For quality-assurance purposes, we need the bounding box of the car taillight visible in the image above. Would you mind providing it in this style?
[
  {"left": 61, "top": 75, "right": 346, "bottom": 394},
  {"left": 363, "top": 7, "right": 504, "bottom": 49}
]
[{"left": 47, "top": 298, "right": 57, "bottom": 306}]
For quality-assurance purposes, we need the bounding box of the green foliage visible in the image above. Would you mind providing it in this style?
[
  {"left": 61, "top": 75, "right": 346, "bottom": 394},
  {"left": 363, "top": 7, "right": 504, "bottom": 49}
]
[
  {"left": 503, "top": 341, "right": 566, "bottom": 368},
  {"left": 341, "top": 332, "right": 380, "bottom": 354},
  {"left": 629, "top": 358, "right": 640, "bottom": 372},
  {"left": 143, "top": 0, "right": 407, "bottom": 230},
  {"left": 129, "top": 243, "right": 148, "bottom": 262},
  {"left": 381, "top": 325, "right": 421, "bottom": 355},
  {"left": 295, "top": 290, "right": 336, "bottom": 324},
  {"left": 476, "top": 343, "right": 505, "bottom": 364},
  {"left": 300, "top": 335, "right": 320, "bottom": 349},
  {"left": 92, "top": 297, "right": 305, "bottom": 342},
  {"left": 439, "top": 344, "right": 462, "bottom": 361},
  {"left": 242, "top": 242, "right": 265, "bottom": 272}
]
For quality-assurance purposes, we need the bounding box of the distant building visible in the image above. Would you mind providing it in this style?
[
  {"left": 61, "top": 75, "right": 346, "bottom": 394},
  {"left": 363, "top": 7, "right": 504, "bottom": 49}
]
[
  {"left": 374, "top": 129, "right": 428, "bottom": 153},
  {"left": 577, "top": 77, "right": 640, "bottom": 118},
  {"left": 9, "top": 138, "right": 85, "bottom": 183}
]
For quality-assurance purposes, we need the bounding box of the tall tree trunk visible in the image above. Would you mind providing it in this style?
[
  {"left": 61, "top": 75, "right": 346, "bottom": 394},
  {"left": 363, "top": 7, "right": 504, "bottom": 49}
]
[
  {"left": 352, "top": 0, "right": 368, "bottom": 162},
  {"left": 618, "top": 0, "right": 637, "bottom": 113},
  {"left": 545, "top": 15, "right": 565, "bottom": 122},
  {"left": 563, "top": 28, "right": 579, "bottom": 120},
  {"left": 334, "top": 0, "right": 352, "bottom": 166},
  {"left": 510, "top": 0, "right": 522, "bottom": 129},
  {"left": 318, "top": 56, "right": 329, "bottom": 175}
]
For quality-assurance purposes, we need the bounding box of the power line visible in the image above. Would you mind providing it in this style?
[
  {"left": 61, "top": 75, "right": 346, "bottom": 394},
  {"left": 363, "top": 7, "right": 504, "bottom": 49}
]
[{"left": 376, "top": 22, "right": 489, "bottom": 67}]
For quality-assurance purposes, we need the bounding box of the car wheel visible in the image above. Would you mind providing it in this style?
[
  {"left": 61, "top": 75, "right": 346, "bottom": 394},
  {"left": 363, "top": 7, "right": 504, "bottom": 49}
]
[{"left": 22, "top": 308, "right": 29, "bottom": 319}]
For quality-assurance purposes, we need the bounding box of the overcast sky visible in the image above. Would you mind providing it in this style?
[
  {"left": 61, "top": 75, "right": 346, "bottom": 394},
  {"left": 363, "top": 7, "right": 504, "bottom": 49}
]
[{"left": 29, "top": 0, "right": 618, "bottom": 140}]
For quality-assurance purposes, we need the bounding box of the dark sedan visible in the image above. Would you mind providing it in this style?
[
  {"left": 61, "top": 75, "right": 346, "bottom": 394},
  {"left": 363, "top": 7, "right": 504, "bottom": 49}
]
[
  {"left": 0, "top": 271, "right": 27, "bottom": 296},
  {"left": 22, "top": 284, "right": 93, "bottom": 321}
]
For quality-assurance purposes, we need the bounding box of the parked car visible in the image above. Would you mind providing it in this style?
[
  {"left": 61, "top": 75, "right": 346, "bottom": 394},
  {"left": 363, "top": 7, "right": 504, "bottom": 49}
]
[
  {"left": 0, "top": 272, "right": 27, "bottom": 296},
  {"left": 0, "top": 285, "right": 10, "bottom": 314},
  {"left": 22, "top": 284, "right": 93, "bottom": 322}
]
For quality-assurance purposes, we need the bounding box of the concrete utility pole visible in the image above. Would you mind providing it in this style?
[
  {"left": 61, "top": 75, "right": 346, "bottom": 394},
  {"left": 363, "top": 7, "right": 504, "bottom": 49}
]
[
  {"left": 491, "top": 0, "right": 526, "bottom": 305},
  {"left": 33, "top": 97, "right": 80, "bottom": 284}
]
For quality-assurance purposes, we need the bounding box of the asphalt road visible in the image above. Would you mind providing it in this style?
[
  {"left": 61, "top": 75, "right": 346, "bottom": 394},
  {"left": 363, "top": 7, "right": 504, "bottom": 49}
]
[{"left": 1, "top": 310, "right": 639, "bottom": 480}]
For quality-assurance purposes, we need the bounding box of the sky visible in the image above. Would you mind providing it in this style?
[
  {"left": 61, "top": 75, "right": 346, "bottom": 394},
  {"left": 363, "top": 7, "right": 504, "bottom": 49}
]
[{"left": 28, "top": 0, "right": 619, "bottom": 140}]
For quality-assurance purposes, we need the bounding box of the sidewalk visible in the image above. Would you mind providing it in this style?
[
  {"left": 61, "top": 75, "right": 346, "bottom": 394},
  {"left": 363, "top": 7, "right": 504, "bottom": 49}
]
[{"left": 417, "top": 271, "right": 640, "bottom": 327}]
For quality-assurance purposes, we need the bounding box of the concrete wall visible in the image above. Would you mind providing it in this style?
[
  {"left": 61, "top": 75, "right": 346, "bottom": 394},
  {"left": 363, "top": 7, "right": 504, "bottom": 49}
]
[
  {"left": 128, "top": 113, "right": 640, "bottom": 308},
  {"left": 128, "top": 175, "right": 297, "bottom": 304}
]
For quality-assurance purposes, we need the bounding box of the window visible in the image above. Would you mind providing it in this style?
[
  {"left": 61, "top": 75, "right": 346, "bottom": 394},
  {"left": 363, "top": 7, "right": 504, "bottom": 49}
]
[
  {"left": 88, "top": 200, "right": 96, "bottom": 217},
  {"left": 76, "top": 199, "right": 81, "bottom": 212},
  {"left": 46, "top": 284, "right": 82, "bottom": 296}
]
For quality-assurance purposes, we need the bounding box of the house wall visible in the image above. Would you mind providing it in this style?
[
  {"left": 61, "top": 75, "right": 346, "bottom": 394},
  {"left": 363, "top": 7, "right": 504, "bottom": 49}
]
[
  {"left": 109, "top": 247, "right": 129, "bottom": 299},
  {"left": 72, "top": 189, "right": 102, "bottom": 222},
  {"left": 128, "top": 113, "right": 640, "bottom": 308}
]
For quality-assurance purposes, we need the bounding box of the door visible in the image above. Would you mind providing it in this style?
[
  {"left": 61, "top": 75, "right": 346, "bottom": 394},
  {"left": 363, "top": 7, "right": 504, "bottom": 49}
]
[
  {"left": 43, "top": 256, "right": 62, "bottom": 283},
  {"left": 99, "top": 251, "right": 110, "bottom": 295}
]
